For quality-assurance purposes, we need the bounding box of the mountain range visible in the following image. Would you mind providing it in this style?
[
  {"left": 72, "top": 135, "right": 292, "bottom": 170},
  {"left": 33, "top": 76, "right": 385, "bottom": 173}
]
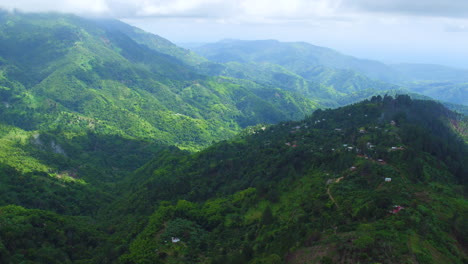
[
  {"left": 0, "top": 11, "right": 467, "bottom": 264},
  {"left": 191, "top": 39, "right": 468, "bottom": 106}
]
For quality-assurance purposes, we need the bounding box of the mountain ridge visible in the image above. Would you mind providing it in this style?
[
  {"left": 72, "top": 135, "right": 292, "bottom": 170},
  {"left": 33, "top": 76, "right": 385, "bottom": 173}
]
[{"left": 192, "top": 39, "right": 468, "bottom": 105}]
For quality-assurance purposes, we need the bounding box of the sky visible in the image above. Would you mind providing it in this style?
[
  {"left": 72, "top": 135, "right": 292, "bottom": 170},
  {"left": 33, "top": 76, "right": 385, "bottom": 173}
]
[{"left": 1, "top": 0, "right": 468, "bottom": 69}]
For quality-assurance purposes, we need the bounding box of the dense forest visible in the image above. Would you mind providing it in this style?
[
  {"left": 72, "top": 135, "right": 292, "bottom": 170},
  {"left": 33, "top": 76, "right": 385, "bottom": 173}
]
[
  {"left": 0, "top": 10, "right": 467, "bottom": 264},
  {"left": 1, "top": 95, "right": 467, "bottom": 263}
]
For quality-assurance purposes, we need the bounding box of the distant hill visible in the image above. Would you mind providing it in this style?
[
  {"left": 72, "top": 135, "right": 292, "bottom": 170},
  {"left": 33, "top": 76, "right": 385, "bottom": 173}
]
[
  {"left": 193, "top": 39, "right": 468, "bottom": 105},
  {"left": 193, "top": 39, "right": 397, "bottom": 82},
  {"left": 389, "top": 63, "right": 468, "bottom": 83}
]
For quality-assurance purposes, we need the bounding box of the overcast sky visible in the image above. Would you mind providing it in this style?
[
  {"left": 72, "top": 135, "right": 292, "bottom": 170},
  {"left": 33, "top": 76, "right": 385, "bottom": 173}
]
[{"left": 2, "top": 0, "right": 468, "bottom": 68}]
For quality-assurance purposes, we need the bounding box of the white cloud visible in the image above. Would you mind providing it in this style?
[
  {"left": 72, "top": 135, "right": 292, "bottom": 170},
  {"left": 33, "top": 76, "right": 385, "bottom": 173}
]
[
  {"left": 0, "top": 0, "right": 110, "bottom": 14},
  {"left": 2, "top": 0, "right": 468, "bottom": 68},
  {"left": 2, "top": 0, "right": 468, "bottom": 21},
  {"left": 341, "top": 0, "right": 468, "bottom": 18},
  {"left": 445, "top": 24, "right": 468, "bottom": 32},
  {"left": 0, "top": 0, "right": 343, "bottom": 20}
]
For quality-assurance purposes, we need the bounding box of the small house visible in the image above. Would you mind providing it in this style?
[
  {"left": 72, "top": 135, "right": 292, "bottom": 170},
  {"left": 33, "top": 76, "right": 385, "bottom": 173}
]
[
  {"left": 385, "top": 177, "right": 391, "bottom": 182},
  {"left": 390, "top": 205, "right": 404, "bottom": 214},
  {"left": 172, "top": 237, "right": 180, "bottom": 243}
]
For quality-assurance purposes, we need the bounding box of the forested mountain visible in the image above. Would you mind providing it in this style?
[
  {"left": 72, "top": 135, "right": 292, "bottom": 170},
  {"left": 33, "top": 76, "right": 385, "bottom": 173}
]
[
  {"left": 113, "top": 95, "right": 468, "bottom": 264},
  {"left": 0, "top": 11, "right": 320, "bottom": 152},
  {"left": 3, "top": 94, "right": 467, "bottom": 263},
  {"left": 192, "top": 40, "right": 468, "bottom": 106},
  {"left": 0, "top": 10, "right": 467, "bottom": 264}
]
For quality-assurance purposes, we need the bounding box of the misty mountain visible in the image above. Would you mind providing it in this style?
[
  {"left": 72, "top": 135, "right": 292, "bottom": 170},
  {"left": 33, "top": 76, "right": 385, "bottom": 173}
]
[
  {"left": 193, "top": 39, "right": 397, "bottom": 82},
  {"left": 192, "top": 39, "right": 468, "bottom": 105}
]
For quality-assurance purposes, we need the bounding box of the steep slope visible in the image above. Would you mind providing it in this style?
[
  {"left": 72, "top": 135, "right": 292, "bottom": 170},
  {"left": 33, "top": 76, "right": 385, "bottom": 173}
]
[
  {"left": 93, "top": 19, "right": 207, "bottom": 66},
  {"left": 116, "top": 96, "right": 467, "bottom": 263}
]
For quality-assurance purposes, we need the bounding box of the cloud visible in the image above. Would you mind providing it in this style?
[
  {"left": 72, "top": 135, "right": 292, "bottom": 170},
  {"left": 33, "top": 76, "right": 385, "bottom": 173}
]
[
  {"left": 341, "top": 0, "right": 468, "bottom": 18},
  {"left": 445, "top": 24, "right": 468, "bottom": 32},
  {"left": 104, "top": 0, "right": 240, "bottom": 18},
  {"left": 1, "top": 0, "right": 468, "bottom": 22},
  {"left": 0, "top": 0, "right": 342, "bottom": 20},
  {"left": 0, "top": 0, "right": 110, "bottom": 14}
]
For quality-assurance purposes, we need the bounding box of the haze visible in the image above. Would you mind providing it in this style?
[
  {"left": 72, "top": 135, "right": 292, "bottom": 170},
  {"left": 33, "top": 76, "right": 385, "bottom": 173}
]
[{"left": 2, "top": 0, "right": 468, "bottom": 69}]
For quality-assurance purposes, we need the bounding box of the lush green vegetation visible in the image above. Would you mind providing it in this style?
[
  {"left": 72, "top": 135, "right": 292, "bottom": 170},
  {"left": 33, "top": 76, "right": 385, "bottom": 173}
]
[
  {"left": 0, "top": 11, "right": 321, "bottom": 152},
  {"left": 0, "top": 11, "right": 467, "bottom": 264},
  {"left": 115, "top": 96, "right": 468, "bottom": 263},
  {"left": 1, "top": 86, "right": 467, "bottom": 263}
]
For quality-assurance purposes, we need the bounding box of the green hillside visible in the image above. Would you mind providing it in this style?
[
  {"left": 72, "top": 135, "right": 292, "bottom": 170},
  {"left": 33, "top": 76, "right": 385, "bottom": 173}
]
[
  {"left": 0, "top": 11, "right": 467, "bottom": 264},
  {"left": 1, "top": 93, "right": 467, "bottom": 263},
  {"left": 115, "top": 96, "right": 468, "bottom": 263},
  {"left": 0, "top": 11, "right": 319, "bottom": 151}
]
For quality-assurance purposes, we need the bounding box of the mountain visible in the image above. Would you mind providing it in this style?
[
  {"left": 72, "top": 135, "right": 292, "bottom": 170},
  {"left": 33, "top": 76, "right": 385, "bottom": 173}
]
[
  {"left": 193, "top": 39, "right": 397, "bottom": 82},
  {"left": 92, "top": 19, "right": 207, "bottom": 67},
  {"left": 1, "top": 91, "right": 467, "bottom": 262},
  {"left": 192, "top": 39, "right": 468, "bottom": 106},
  {"left": 0, "top": 11, "right": 467, "bottom": 264},
  {"left": 115, "top": 96, "right": 468, "bottom": 263},
  {"left": 197, "top": 61, "right": 399, "bottom": 108},
  {"left": 0, "top": 11, "right": 320, "bottom": 151}
]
